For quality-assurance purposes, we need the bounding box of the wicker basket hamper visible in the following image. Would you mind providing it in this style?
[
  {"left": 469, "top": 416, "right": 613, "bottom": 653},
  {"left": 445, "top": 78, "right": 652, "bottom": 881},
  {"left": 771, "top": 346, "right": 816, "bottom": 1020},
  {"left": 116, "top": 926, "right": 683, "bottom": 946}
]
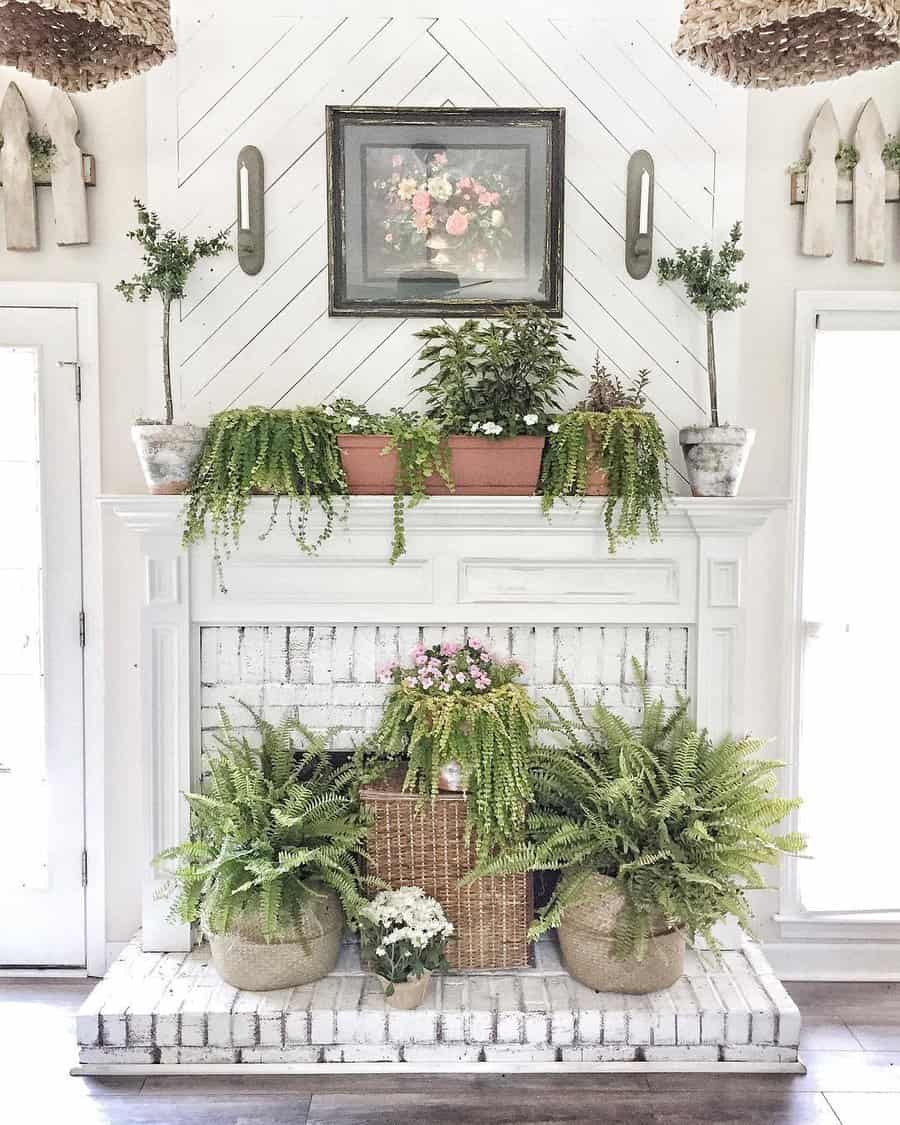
[{"left": 360, "top": 776, "right": 533, "bottom": 970}]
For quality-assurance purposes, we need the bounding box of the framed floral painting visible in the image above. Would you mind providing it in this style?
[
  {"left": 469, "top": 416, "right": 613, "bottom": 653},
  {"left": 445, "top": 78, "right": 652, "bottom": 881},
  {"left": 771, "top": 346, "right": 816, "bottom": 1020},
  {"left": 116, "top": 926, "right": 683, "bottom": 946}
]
[{"left": 326, "top": 106, "right": 565, "bottom": 316}]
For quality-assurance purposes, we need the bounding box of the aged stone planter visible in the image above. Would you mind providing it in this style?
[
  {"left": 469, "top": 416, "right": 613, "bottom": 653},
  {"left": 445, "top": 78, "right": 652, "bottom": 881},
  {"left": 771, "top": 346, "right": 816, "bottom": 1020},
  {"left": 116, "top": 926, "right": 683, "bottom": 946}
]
[
  {"left": 558, "top": 873, "right": 684, "bottom": 994},
  {"left": 132, "top": 423, "right": 207, "bottom": 495},
  {"left": 337, "top": 434, "right": 545, "bottom": 496},
  {"left": 378, "top": 970, "right": 433, "bottom": 1010},
  {"left": 679, "top": 425, "right": 754, "bottom": 497},
  {"left": 206, "top": 888, "right": 343, "bottom": 992}
]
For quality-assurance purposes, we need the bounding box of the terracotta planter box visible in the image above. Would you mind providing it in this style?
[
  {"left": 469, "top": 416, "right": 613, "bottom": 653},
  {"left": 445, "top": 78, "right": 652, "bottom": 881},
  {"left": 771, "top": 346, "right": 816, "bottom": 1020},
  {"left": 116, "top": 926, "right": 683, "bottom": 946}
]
[
  {"left": 337, "top": 433, "right": 545, "bottom": 496},
  {"left": 584, "top": 430, "right": 610, "bottom": 496}
]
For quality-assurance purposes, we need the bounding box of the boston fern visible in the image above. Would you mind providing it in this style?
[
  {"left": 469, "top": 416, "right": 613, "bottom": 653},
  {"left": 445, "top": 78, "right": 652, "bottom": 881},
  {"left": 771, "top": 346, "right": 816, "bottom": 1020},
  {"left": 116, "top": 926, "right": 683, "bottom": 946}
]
[
  {"left": 540, "top": 361, "right": 669, "bottom": 552},
  {"left": 182, "top": 406, "right": 347, "bottom": 585},
  {"left": 157, "top": 707, "right": 369, "bottom": 942},
  {"left": 473, "top": 661, "right": 804, "bottom": 959},
  {"left": 328, "top": 399, "right": 451, "bottom": 563},
  {"left": 415, "top": 306, "right": 578, "bottom": 436}
]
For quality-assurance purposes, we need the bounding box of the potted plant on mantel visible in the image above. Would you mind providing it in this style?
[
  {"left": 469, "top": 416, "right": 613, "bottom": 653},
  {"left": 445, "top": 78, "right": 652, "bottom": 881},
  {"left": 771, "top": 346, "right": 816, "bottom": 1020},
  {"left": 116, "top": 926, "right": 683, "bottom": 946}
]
[
  {"left": 117, "top": 200, "right": 229, "bottom": 494},
  {"left": 539, "top": 358, "right": 669, "bottom": 552},
  {"left": 657, "top": 222, "right": 753, "bottom": 497},
  {"left": 473, "top": 662, "right": 805, "bottom": 993},
  {"left": 158, "top": 706, "right": 369, "bottom": 992}
]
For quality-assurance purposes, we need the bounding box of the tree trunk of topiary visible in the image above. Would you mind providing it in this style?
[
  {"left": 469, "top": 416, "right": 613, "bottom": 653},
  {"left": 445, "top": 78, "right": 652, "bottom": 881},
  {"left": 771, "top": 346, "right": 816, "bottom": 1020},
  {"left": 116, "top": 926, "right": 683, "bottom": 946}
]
[
  {"left": 162, "top": 293, "right": 174, "bottom": 426},
  {"left": 705, "top": 310, "right": 719, "bottom": 428}
]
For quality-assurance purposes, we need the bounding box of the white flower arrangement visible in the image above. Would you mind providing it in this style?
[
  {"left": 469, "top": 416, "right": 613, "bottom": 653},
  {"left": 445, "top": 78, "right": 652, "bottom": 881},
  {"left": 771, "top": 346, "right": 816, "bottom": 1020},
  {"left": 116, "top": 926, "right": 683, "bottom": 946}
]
[{"left": 360, "top": 887, "right": 454, "bottom": 989}]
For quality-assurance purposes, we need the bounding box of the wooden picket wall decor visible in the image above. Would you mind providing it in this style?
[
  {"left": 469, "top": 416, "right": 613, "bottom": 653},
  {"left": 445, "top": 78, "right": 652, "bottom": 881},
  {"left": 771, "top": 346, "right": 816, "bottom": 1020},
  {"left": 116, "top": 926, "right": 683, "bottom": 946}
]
[
  {"left": 0, "top": 81, "right": 96, "bottom": 250},
  {"left": 791, "top": 97, "right": 900, "bottom": 263}
]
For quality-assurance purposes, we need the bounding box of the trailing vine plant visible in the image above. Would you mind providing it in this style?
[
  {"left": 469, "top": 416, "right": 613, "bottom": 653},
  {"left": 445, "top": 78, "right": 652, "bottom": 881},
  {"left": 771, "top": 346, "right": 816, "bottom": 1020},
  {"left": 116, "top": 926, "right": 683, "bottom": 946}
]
[
  {"left": 157, "top": 706, "right": 370, "bottom": 941},
  {"left": 364, "top": 638, "right": 535, "bottom": 858},
  {"left": 539, "top": 360, "right": 669, "bottom": 552},
  {"left": 182, "top": 406, "right": 347, "bottom": 588},
  {"left": 472, "top": 661, "right": 806, "bottom": 959},
  {"left": 328, "top": 399, "right": 452, "bottom": 563}
]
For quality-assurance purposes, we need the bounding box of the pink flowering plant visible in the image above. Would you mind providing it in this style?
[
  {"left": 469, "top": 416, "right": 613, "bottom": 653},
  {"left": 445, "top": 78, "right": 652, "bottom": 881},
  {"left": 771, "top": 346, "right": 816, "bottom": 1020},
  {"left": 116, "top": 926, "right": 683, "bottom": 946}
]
[
  {"left": 370, "top": 638, "right": 535, "bottom": 857},
  {"left": 372, "top": 148, "right": 519, "bottom": 275}
]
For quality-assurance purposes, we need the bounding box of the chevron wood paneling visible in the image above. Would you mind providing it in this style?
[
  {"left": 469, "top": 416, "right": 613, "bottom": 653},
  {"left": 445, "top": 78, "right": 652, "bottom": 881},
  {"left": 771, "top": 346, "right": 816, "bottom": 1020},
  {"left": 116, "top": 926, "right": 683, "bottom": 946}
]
[{"left": 146, "top": 10, "right": 748, "bottom": 489}]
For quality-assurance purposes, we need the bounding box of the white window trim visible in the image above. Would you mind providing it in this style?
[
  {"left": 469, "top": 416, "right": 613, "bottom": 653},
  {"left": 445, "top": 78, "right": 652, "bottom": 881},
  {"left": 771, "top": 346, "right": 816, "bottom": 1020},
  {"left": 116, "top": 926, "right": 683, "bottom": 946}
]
[
  {"left": 779, "top": 291, "right": 900, "bottom": 945},
  {"left": 0, "top": 283, "right": 104, "bottom": 977}
]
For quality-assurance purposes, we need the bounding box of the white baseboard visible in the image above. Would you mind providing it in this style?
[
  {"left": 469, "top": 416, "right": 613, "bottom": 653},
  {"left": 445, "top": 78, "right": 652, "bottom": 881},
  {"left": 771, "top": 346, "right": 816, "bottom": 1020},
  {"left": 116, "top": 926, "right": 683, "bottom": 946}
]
[
  {"left": 764, "top": 941, "right": 900, "bottom": 981},
  {"left": 105, "top": 942, "right": 128, "bottom": 970}
]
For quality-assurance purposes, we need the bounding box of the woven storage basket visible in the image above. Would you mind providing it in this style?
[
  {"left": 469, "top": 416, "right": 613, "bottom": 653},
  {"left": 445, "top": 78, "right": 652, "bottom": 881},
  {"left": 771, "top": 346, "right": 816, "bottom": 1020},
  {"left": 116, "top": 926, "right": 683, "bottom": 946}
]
[
  {"left": 361, "top": 776, "right": 532, "bottom": 970},
  {"left": 674, "top": 1, "right": 900, "bottom": 89},
  {"left": 558, "top": 874, "right": 684, "bottom": 994}
]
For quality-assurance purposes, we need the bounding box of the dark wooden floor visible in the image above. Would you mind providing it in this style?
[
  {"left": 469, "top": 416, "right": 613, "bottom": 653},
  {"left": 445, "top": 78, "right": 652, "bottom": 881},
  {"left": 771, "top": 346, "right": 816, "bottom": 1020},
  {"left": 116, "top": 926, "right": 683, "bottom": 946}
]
[{"left": 2, "top": 979, "right": 898, "bottom": 1124}]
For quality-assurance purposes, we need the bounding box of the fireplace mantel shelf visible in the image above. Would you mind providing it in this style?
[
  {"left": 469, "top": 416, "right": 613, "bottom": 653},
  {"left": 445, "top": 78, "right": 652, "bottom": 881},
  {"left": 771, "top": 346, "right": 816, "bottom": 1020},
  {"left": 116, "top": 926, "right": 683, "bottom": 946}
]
[{"left": 101, "top": 494, "right": 788, "bottom": 537}]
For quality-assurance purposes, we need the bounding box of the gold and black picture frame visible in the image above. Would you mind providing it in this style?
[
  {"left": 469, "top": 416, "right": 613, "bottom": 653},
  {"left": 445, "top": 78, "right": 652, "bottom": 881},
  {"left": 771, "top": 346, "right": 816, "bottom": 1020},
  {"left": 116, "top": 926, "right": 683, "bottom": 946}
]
[{"left": 326, "top": 106, "right": 565, "bottom": 317}]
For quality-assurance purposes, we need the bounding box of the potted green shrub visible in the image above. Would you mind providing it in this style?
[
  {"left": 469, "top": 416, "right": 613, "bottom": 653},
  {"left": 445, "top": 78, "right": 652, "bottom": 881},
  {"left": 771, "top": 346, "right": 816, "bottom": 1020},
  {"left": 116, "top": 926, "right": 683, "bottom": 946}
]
[
  {"left": 182, "top": 406, "right": 347, "bottom": 587},
  {"left": 473, "top": 662, "right": 805, "bottom": 993},
  {"left": 657, "top": 222, "right": 753, "bottom": 496},
  {"left": 539, "top": 359, "right": 669, "bottom": 552},
  {"left": 328, "top": 399, "right": 452, "bottom": 562},
  {"left": 413, "top": 306, "right": 579, "bottom": 493},
  {"left": 369, "top": 637, "right": 534, "bottom": 859},
  {"left": 359, "top": 887, "right": 453, "bottom": 1010},
  {"left": 116, "top": 200, "right": 229, "bottom": 494},
  {"left": 158, "top": 706, "right": 368, "bottom": 991}
]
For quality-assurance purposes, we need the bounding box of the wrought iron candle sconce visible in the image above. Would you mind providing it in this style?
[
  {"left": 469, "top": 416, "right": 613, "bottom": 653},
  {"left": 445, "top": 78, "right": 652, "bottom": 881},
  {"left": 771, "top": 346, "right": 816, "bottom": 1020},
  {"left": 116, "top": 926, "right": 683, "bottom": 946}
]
[
  {"left": 236, "top": 145, "right": 264, "bottom": 276},
  {"left": 625, "top": 150, "right": 654, "bottom": 280}
]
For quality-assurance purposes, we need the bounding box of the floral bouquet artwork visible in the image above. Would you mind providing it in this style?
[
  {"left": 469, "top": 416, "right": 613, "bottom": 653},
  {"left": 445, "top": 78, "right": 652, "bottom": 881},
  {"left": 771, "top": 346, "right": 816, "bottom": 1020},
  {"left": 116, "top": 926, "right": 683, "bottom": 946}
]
[
  {"left": 359, "top": 887, "right": 454, "bottom": 1009},
  {"left": 365, "top": 146, "right": 526, "bottom": 281}
]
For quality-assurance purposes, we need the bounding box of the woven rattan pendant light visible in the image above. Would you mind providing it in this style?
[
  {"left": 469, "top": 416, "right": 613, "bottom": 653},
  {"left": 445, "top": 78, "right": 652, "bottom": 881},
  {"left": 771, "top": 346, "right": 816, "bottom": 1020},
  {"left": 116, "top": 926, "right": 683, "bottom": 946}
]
[
  {"left": 0, "top": 0, "right": 175, "bottom": 91},
  {"left": 674, "top": 1, "right": 900, "bottom": 89}
]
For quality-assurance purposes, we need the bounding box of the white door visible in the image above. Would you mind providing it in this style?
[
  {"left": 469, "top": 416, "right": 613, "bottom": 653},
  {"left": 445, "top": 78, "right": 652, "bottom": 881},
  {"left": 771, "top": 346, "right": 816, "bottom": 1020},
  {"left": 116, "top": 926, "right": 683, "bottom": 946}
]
[{"left": 0, "top": 307, "right": 85, "bottom": 967}]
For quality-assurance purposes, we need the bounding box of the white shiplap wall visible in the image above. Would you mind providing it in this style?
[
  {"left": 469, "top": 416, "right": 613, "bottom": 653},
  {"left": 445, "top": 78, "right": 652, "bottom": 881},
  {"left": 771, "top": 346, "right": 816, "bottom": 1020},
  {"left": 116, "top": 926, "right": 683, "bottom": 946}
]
[{"left": 146, "top": 6, "right": 748, "bottom": 486}]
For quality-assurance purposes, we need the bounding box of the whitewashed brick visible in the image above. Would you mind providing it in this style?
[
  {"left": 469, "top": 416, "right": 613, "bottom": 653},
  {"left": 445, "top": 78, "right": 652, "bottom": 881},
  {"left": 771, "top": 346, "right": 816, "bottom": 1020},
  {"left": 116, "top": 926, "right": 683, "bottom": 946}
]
[
  {"left": 403, "top": 1044, "right": 482, "bottom": 1063},
  {"left": 669, "top": 979, "right": 701, "bottom": 1046},
  {"left": 545, "top": 975, "right": 576, "bottom": 1046},
  {"left": 520, "top": 977, "right": 549, "bottom": 1045},
  {"left": 561, "top": 1045, "right": 637, "bottom": 1062},
  {"left": 722, "top": 1045, "right": 800, "bottom": 1064},
  {"left": 159, "top": 1047, "right": 239, "bottom": 1064},
  {"left": 647, "top": 989, "right": 677, "bottom": 1046},
  {"left": 625, "top": 994, "right": 652, "bottom": 1045},
  {"left": 231, "top": 989, "right": 260, "bottom": 1047},
  {"left": 494, "top": 977, "right": 523, "bottom": 1043},
  {"left": 644, "top": 1045, "right": 719, "bottom": 1063},
  {"left": 241, "top": 1046, "right": 322, "bottom": 1063},
  {"left": 439, "top": 977, "right": 467, "bottom": 1042},
  {"left": 688, "top": 974, "right": 726, "bottom": 1045},
  {"left": 80, "top": 1047, "right": 157, "bottom": 1064},
  {"left": 308, "top": 977, "right": 340, "bottom": 1044},
  {"left": 483, "top": 1044, "right": 557, "bottom": 1062},
  {"left": 388, "top": 1005, "right": 438, "bottom": 1044},
  {"left": 206, "top": 981, "right": 239, "bottom": 1046},
  {"left": 323, "top": 1044, "right": 400, "bottom": 1062},
  {"left": 707, "top": 970, "right": 751, "bottom": 1045},
  {"left": 334, "top": 977, "right": 367, "bottom": 1043},
  {"left": 467, "top": 976, "right": 495, "bottom": 1043},
  {"left": 258, "top": 987, "right": 292, "bottom": 1046}
]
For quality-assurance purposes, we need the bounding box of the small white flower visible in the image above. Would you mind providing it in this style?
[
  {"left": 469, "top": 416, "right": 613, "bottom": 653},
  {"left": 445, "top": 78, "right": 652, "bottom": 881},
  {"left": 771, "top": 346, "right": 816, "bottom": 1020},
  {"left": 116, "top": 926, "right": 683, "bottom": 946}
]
[
  {"left": 547, "top": 422, "right": 560, "bottom": 434},
  {"left": 480, "top": 421, "right": 503, "bottom": 436},
  {"left": 523, "top": 413, "right": 538, "bottom": 426},
  {"left": 470, "top": 422, "right": 480, "bottom": 433},
  {"left": 346, "top": 415, "right": 360, "bottom": 429},
  {"left": 323, "top": 405, "right": 335, "bottom": 417}
]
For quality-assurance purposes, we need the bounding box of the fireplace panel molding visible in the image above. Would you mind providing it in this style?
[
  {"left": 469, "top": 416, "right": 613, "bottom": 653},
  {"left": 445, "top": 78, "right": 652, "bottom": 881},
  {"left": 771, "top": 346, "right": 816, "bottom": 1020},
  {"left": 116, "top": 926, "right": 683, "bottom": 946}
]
[{"left": 104, "top": 494, "right": 785, "bottom": 953}]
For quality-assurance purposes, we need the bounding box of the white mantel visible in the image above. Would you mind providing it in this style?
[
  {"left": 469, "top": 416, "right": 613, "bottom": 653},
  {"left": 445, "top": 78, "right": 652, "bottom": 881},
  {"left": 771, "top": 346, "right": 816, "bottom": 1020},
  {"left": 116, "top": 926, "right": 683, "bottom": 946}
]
[{"left": 103, "top": 495, "right": 785, "bottom": 952}]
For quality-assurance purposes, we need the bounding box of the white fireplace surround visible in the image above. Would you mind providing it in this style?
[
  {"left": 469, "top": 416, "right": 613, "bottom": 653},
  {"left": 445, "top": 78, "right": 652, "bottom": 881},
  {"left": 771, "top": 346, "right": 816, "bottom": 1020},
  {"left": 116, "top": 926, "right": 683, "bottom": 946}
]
[{"left": 104, "top": 494, "right": 783, "bottom": 953}]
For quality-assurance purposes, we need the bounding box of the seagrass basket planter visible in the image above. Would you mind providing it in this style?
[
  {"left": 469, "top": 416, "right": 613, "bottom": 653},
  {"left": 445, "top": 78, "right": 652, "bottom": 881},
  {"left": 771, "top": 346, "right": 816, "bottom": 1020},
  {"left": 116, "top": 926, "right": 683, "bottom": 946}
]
[
  {"left": 673, "top": 0, "right": 900, "bottom": 89},
  {"left": 360, "top": 776, "right": 533, "bottom": 971}
]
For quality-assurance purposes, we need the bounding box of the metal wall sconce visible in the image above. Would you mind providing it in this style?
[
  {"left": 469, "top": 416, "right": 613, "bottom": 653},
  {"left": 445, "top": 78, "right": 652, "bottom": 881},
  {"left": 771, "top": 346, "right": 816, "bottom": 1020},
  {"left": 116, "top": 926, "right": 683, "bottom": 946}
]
[
  {"left": 237, "top": 145, "right": 265, "bottom": 276},
  {"left": 625, "top": 150, "right": 654, "bottom": 280}
]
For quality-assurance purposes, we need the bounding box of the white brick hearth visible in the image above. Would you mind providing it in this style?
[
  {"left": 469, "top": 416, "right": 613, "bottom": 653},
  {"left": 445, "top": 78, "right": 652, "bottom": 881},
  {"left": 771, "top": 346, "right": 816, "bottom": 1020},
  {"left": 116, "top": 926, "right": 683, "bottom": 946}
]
[{"left": 75, "top": 935, "right": 802, "bottom": 1073}]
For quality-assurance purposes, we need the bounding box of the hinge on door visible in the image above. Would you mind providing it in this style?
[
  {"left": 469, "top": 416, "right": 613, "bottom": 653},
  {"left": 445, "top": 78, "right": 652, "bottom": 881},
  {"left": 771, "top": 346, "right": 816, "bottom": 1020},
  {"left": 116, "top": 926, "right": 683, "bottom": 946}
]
[
  {"left": 81, "top": 849, "right": 88, "bottom": 887},
  {"left": 78, "top": 610, "right": 86, "bottom": 648},
  {"left": 57, "top": 360, "right": 81, "bottom": 402}
]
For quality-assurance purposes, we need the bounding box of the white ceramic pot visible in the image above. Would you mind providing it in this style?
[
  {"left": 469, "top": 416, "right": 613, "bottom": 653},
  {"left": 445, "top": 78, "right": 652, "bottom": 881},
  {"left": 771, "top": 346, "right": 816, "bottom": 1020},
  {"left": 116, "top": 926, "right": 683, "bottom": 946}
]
[
  {"left": 131, "top": 423, "right": 207, "bottom": 495},
  {"left": 679, "top": 425, "right": 755, "bottom": 497}
]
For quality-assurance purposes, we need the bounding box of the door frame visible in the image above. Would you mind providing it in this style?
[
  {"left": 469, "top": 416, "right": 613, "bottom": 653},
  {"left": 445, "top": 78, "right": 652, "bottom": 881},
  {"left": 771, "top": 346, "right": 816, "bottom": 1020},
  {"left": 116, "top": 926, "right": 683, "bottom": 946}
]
[{"left": 0, "top": 283, "right": 104, "bottom": 976}]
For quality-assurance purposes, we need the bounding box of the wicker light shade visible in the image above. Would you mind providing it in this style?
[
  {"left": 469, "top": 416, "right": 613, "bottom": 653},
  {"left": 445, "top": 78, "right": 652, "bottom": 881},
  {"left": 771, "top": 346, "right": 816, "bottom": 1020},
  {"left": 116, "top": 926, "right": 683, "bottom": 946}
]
[
  {"left": 674, "top": 1, "right": 900, "bottom": 89},
  {"left": 0, "top": 0, "right": 174, "bottom": 91}
]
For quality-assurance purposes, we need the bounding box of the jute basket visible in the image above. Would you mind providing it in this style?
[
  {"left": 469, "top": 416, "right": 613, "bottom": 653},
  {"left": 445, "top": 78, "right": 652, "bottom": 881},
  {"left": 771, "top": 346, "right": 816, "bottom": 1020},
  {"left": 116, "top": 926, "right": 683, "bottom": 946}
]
[
  {"left": 0, "top": 0, "right": 175, "bottom": 91},
  {"left": 558, "top": 874, "right": 684, "bottom": 994},
  {"left": 673, "top": 1, "right": 900, "bottom": 89},
  {"left": 205, "top": 887, "right": 343, "bottom": 992},
  {"left": 361, "top": 776, "right": 532, "bottom": 970}
]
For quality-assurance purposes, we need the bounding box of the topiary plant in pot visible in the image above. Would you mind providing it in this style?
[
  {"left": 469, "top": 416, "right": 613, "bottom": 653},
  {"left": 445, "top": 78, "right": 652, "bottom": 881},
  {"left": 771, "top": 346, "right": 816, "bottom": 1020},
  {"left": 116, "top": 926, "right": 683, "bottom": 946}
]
[
  {"left": 327, "top": 399, "right": 452, "bottom": 563},
  {"left": 414, "top": 306, "right": 579, "bottom": 494},
  {"left": 472, "top": 661, "right": 805, "bottom": 993},
  {"left": 157, "top": 706, "right": 369, "bottom": 991},
  {"left": 539, "top": 359, "right": 669, "bottom": 552},
  {"left": 657, "top": 222, "right": 753, "bottom": 496},
  {"left": 117, "top": 200, "right": 229, "bottom": 494},
  {"left": 182, "top": 406, "right": 347, "bottom": 589}
]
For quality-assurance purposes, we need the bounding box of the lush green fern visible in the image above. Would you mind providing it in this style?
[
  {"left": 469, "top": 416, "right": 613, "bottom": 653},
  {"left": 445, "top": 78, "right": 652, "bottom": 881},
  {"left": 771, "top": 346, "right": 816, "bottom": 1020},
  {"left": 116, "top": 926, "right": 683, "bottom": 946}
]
[
  {"left": 472, "top": 660, "right": 805, "bottom": 959},
  {"left": 157, "top": 706, "right": 369, "bottom": 942}
]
